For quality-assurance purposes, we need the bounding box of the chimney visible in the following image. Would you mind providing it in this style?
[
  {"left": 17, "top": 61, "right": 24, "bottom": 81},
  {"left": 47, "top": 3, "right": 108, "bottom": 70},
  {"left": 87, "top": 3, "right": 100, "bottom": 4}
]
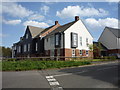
[
  {"left": 55, "top": 21, "right": 59, "bottom": 25},
  {"left": 75, "top": 16, "right": 79, "bottom": 21}
]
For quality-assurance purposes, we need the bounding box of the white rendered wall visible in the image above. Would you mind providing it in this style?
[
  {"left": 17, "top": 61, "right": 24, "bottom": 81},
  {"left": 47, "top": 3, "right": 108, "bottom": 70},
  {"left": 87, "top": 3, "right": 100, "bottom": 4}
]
[{"left": 64, "top": 20, "right": 93, "bottom": 50}]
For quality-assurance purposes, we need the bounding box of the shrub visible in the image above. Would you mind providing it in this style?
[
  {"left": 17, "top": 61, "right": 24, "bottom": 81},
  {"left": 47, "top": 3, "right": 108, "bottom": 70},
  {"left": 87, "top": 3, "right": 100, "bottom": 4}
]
[{"left": 2, "top": 60, "right": 91, "bottom": 71}]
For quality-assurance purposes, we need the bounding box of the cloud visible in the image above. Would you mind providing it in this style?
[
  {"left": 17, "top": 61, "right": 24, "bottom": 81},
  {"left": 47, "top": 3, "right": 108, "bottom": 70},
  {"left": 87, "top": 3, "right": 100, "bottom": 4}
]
[
  {"left": 56, "top": 5, "right": 108, "bottom": 18},
  {"left": 23, "top": 20, "right": 49, "bottom": 28},
  {"left": 41, "top": 5, "right": 50, "bottom": 15},
  {"left": 28, "top": 14, "right": 45, "bottom": 21},
  {"left": 105, "top": 0, "right": 120, "bottom": 2},
  {"left": 3, "top": 19, "right": 21, "bottom": 25},
  {"left": 85, "top": 18, "right": 119, "bottom": 30},
  {"left": 0, "top": 33, "right": 8, "bottom": 38},
  {"left": 2, "top": 2, "right": 33, "bottom": 18}
]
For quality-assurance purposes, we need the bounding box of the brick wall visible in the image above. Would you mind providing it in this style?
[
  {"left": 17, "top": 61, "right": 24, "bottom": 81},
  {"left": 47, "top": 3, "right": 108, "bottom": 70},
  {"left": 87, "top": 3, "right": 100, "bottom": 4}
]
[{"left": 41, "top": 24, "right": 60, "bottom": 37}]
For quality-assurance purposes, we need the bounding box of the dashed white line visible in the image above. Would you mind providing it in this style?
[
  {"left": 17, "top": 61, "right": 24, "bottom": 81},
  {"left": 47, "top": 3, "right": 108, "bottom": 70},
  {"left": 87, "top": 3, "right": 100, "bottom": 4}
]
[
  {"left": 49, "top": 81, "right": 60, "bottom": 86},
  {"left": 47, "top": 78, "right": 56, "bottom": 82}
]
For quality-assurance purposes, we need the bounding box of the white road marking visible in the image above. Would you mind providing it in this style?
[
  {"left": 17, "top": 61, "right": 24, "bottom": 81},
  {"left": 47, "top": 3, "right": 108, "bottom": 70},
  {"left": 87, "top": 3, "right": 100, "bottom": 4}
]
[
  {"left": 46, "top": 76, "right": 53, "bottom": 79},
  {"left": 49, "top": 81, "right": 60, "bottom": 86},
  {"left": 47, "top": 78, "right": 56, "bottom": 82}
]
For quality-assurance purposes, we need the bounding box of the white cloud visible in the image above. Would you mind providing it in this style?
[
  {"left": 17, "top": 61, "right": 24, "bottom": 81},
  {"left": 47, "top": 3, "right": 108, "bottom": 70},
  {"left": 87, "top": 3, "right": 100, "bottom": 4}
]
[
  {"left": 23, "top": 20, "right": 49, "bottom": 28},
  {"left": 3, "top": 19, "right": 21, "bottom": 25},
  {"left": 85, "top": 18, "right": 119, "bottom": 30},
  {"left": 56, "top": 5, "right": 108, "bottom": 18},
  {"left": 2, "top": 2, "right": 33, "bottom": 18},
  {"left": 0, "top": 33, "right": 8, "bottom": 38},
  {"left": 28, "top": 14, "right": 45, "bottom": 21},
  {"left": 105, "top": 0, "right": 120, "bottom": 2},
  {"left": 41, "top": 5, "right": 50, "bottom": 15}
]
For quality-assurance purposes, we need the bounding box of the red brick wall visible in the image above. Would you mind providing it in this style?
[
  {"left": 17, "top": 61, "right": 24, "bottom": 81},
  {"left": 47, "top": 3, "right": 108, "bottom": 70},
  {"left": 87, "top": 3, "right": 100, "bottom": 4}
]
[{"left": 41, "top": 24, "right": 60, "bottom": 37}]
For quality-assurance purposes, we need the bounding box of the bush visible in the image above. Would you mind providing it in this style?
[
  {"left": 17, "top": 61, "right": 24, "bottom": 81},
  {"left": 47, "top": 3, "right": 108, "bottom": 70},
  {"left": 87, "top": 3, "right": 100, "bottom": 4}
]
[{"left": 2, "top": 60, "right": 91, "bottom": 71}]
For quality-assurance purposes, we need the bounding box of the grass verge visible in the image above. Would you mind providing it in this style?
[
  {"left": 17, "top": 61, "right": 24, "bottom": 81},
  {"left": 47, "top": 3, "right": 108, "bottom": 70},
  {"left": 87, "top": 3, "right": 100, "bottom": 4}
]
[{"left": 2, "top": 60, "right": 91, "bottom": 71}]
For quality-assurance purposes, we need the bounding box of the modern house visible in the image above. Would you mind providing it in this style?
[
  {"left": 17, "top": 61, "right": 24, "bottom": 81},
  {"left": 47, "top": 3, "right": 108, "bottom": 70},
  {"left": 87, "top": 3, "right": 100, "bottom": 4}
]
[
  {"left": 44, "top": 16, "right": 93, "bottom": 58},
  {"left": 12, "top": 16, "right": 93, "bottom": 59},
  {"left": 97, "top": 27, "right": 120, "bottom": 58}
]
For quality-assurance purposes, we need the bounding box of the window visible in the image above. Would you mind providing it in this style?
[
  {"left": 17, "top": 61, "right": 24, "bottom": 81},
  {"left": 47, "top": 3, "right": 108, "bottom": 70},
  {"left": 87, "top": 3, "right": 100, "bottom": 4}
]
[
  {"left": 24, "top": 44, "right": 26, "bottom": 52},
  {"left": 72, "top": 49, "right": 75, "bottom": 57},
  {"left": 50, "top": 49, "right": 54, "bottom": 56},
  {"left": 35, "top": 42, "right": 38, "bottom": 51},
  {"left": 71, "top": 33, "right": 78, "bottom": 48},
  {"left": 28, "top": 44, "right": 30, "bottom": 52},
  {"left": 86, "top": 38, "right": 89, "bottom": 47},
  {"left": 57, "top": 49, "right": 60, "bottom": 56},
  {"left": 46, "top": 38, "right": 48, "bottom": 42},
  {"left": 19, "top": 46, "right": 21, "bottom": 53},
  {"left": 26, "top": 34, "right": 28, "bottom": 39},
  {"left": 55, "top": 34, "right": 59, "bottom": 46},
  {"left": 80, "top": 50, "right": 82, "bottom": 55},
  {"left": 86, "top": 50, "right": 89, "bottom": 55},
  {"left": 55, "top": 33, "right": 61, "bottom": 47},
  {"left": 80, "top": 37, "right": 82, "bottom": 46}
]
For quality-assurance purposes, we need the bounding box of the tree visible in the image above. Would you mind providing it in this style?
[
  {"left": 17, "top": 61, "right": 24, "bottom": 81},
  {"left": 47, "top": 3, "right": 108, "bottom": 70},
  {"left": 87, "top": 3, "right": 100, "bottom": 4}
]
[
  {"left": 93, "top": 42, "right": 103, "bottom": 58},
  {"left": 1, "top": 46, "right": 12, "bottom": 58},
  {"left": 88, "top": 44, "right": 93, "bottom": 51}
]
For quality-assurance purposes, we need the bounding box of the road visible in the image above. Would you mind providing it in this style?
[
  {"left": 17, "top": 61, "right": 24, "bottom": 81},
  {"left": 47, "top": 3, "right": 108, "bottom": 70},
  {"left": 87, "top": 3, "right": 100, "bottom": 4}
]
[{"left": 2, "top": 61, "right": 119, "bottom": 90}]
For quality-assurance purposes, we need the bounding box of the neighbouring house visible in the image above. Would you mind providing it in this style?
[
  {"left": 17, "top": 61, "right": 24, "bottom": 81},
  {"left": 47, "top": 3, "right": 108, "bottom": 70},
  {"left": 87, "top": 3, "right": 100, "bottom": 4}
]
[
  {"left": 95, "top": 27, "right": 120, "bottom": 58},
  {"left": 12, "top": 16, "right": 93, "bottom": 59}
]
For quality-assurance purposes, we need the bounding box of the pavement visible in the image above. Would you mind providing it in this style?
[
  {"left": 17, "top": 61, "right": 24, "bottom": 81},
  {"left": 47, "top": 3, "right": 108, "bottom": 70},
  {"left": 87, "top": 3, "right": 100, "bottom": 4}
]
[{"left": 2, "top": 61, "right": 120, "bottom": 90}]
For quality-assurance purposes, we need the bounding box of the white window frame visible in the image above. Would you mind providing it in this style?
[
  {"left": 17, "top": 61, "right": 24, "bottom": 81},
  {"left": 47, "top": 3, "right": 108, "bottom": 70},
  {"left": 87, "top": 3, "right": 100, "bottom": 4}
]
[
  {"left": 55, "top": 34, "right": 59, "bottom": 46},
  {"left": 86, "top": 50, "right": 89, "bottom": 56},
  {"left": 80, "top": 50, "right": 82, "bottom": 55},
  {"left": 28, "top": 44, "right": 30, "bottom": 52},
  {"left": 86, "top": 38, "right": 89, "bottom": 47},
  {"left": 19, "top": 46, "right": 21, "bottom": 53},
  {"left": 57, "top": 49, "right": 60, "bottom": 56},
  {"left": 35, "top": 42, "right": 38, "bottom": 51},
  {"left": 80, "top": 37, "right": 82, "bottom": 46},
  {"left": 26, "top": 34, "right": 28, "bottom": 39},
  {"left": 72, "top": 49, "right": 75, "bottom": 57},
  {"left": 24, "top": 44, "right": 27, "bottom": 52}
]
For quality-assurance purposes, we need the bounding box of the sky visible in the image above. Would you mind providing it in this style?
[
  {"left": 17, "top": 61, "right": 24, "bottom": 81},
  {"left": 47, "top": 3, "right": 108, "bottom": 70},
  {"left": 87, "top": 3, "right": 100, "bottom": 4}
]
[{"left": 1, "top": 1, "right": 119, "bottom": 48}]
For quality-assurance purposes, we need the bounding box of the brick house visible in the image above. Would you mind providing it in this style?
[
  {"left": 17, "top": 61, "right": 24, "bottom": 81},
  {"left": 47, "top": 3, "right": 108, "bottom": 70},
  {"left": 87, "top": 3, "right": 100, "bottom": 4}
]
[
  {"left": 12, "top": 16, "right": 93, "bottom": 59},
  {"left": 96, "top": 27, "right": 120, "bottom": 58},
  {"left": 44, "top": 16, "right": 93, "bottom": 58}
]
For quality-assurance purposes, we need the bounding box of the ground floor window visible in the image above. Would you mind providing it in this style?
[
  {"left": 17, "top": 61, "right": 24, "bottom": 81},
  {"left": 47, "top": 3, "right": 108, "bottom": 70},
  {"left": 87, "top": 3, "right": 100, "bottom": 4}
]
[
  {"left": 57, "top": 49, "right": 60, "bottom": 56},
  {"left": 86, "top": 50, "right": 89, "bottom": 55},
  {"left": 72, "top": 49, "right": 75, "bottom": 57},
  {"left": 80, "top": 50, "right": 82, "bottom": 55}
]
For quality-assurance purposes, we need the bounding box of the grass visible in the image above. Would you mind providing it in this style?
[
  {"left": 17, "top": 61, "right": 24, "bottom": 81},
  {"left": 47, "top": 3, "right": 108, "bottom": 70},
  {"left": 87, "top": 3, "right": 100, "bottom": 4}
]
[{"left": 2, "top": 60, "right": 91, "bottom": 71}]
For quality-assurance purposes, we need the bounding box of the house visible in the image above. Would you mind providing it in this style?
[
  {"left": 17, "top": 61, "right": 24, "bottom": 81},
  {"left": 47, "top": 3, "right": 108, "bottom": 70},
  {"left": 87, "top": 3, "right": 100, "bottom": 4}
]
[
  {"left": 12, "top": 16, "right": 93, "bottom": 59},
  {"left": 12, "top": 22, "right": 60, "bottom": 58},
  {"left": 44, "top": 16, "right": 93, "bottom": 58},
  {"left": 98, "top": 27, "right": 120, "bottom": 58}
]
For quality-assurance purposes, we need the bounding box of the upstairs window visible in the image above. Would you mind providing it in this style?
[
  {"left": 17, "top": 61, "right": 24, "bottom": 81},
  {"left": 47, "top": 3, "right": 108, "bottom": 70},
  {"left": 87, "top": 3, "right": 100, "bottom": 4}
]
[
  {"left": 71, "top": 32, "right": 78, "bottom": 48},
  {"left": 26, "top": 34, "right": 28, "bottom": 39},
  {"left": 24, "top": 44, "right": 27, "bottom": 52},
  {"left": 35, "top": 42, "right": 38, "bottom": 51},
  {"left": 86, "top": 38, "right": 89, "bottom": 47},
  {"left": 19, "top": 46, "right": 21, "bottom": 53},
  {"left": 80, "top": 37, "right": 82, "bottom": 46},
  {"left": 28, "top": 44, "right": 30, "bottom": 52},
  {"left": 55, "top": 33, "right": 61, "bottom": 47}
]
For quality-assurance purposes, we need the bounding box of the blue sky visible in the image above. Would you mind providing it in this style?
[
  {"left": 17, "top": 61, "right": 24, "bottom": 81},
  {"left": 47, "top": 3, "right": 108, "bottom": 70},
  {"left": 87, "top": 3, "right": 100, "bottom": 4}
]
[{"left": 1, "top": 2, "right": 119, "bottom": 47}]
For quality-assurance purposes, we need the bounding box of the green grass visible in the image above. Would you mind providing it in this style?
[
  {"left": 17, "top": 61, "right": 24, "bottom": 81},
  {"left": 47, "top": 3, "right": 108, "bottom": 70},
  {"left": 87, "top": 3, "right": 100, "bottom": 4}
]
[
  {"left": 0, "top": 61, "right": 2, "bottom": 71},
  {"left": 2, "top": 60, "right": 91, "bottom": 71}
]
